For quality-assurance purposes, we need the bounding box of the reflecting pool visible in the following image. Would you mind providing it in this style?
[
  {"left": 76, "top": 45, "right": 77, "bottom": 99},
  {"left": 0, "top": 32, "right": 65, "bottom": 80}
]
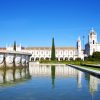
[{"left": 0, "top": 64, "right": 100, "bottom": 100}]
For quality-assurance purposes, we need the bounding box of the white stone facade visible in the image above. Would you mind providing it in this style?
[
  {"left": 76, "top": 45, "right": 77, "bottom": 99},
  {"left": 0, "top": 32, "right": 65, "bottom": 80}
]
[
  {"left": 4, "top": 38, "right": 84, "bottom": 61},
  {"left": 0, "top": 51, "right": 31, "bottom": 67},
  {"left": 23, "top": 36, "right": 84, "bottom": 61},
  {"left": 22, "top": 46, "right": 84, "bottom": 61}
]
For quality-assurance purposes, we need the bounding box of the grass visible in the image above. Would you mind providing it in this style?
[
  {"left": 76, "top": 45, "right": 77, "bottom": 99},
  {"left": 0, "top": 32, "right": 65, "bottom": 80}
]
[
  {"left": 40, "top": 60, "right": 81, "bottom": 64},
  {"left": 40, "top": 60, "right": 100, "bottom": 65},
  {"left": 39, "top": 60, "right": 100, "bottom": 71}
]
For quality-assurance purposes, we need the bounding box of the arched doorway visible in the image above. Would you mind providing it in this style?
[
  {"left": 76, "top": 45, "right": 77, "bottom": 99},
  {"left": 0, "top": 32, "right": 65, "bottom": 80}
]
[
  {"left": 31, "top": 57, "right": 34, "bottom": 61},
  {"left": 40, "top": 57, "right": 44, "bottom": 61},
  {"left": 45, "top": 57, "right": 50, "bottom": 61},
  {"left": 35, "top": 57, "right": 39, "bottom": 61},
  {"left": 65, "top": 57, "right": 68, "bottom": 61},
  {"left": 70, "top": 57, "right": 73, "bottom": 61},
  {"left": 60, "top": 57, "right": 63, "bottom": 61}
]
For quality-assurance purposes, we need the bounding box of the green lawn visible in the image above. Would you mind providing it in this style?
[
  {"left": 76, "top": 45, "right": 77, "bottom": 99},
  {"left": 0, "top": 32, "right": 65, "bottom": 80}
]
[
  {"left": 40, "top": 60, "right": 100, "bottom": 65},
  {"left": 39, "top": 60, "right": 100, "bottom": 71}
]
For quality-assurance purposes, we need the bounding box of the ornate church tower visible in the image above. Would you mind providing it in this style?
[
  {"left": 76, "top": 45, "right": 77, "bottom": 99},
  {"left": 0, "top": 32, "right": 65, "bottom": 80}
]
[
  {"left": 77, "top": 37, "right": 82, "bottom": 58},
  {"left": 88, "top": 28, "right": 97, "bottom": 44},
  {"left": 88, "top": 28, "right": 97, "bottom": 55}
]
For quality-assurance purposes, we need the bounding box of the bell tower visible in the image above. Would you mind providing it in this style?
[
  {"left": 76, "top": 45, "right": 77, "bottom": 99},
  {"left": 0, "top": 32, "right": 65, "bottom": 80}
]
[
  {"left": 88, "top": 28, "right": 97, "bottom": 44},
  {"left": 88, "top": 28, "right": 97, "bottom": 55},
  {"left": 77, "top": 36, "right": 82, "bottom": 57}
]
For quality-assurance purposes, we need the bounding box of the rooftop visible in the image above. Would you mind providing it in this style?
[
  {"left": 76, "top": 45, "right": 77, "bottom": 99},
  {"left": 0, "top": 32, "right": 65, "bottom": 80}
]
[{"left": 25, "top": 47, "right": 76, "bottom": 50}]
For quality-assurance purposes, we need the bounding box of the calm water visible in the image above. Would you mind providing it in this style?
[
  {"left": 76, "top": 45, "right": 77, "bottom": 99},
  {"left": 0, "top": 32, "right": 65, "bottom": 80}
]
[{"left": 0, "top": 64, "right": 100, "bottom": 100}]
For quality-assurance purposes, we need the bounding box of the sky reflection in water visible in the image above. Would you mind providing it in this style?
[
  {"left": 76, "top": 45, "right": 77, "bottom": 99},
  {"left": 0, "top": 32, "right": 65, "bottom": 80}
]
[{"left": 0, "top": 65, "right": 100, "bottom": 100}]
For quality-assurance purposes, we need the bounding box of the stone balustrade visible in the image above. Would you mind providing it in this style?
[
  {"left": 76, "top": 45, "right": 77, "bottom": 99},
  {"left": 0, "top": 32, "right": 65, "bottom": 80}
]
[{"left": 0, "top": 51, "right": 31, "bottom": 68}]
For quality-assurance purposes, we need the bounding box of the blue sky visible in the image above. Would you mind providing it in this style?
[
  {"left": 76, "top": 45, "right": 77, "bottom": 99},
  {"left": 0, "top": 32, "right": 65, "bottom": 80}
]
[{"left": 0, "top": 0, "right": 100, "bottom": 47}]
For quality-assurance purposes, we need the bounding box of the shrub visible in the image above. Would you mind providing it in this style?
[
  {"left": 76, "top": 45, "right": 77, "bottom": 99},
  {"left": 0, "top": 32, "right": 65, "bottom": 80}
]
[
  {"left": 92, "top": 52, "right": 100, "bottom": 61},
  {"left": 75, "top": 58, "right": 81, "bottom": 61}
]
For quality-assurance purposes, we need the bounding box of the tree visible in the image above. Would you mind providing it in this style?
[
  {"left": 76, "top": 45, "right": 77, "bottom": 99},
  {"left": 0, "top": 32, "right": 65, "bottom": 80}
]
[
  {"left": 85, "top": 52, "right": 100, "bottom": 61},
  {"left": 92, "top": 52, "right": 100, "bottom": 61},
  {"left": 75, "top": 58, "right": 82, "bottom": 61},
  {"left": 85, "top": 55, "right": 94, "bottom": 61},
  {"left": 51, "top": 37, "right": 56, "bottom": 61},
  {"left": 14, "top": 41, "right": 16, "bottom": 51}
]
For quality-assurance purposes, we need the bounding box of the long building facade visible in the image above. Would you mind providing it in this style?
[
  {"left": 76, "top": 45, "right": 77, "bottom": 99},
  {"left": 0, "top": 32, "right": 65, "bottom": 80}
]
[
  {"left": 1, "top": 28, "right": 100, "bottom": 61},
  {"left": 23, "top": 46, "right": 83, "bottom": 61},
  {"left": 6, "top": 40, "right": 84, "bottom": 61}
]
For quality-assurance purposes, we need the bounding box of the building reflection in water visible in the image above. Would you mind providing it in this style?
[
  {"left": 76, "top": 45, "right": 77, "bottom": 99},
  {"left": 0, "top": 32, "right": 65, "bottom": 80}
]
[
  {"left": 29, "top": 64, "right": 78, "bottom": 77},
  {"left": 77, "top": 71, "right": 83, "bottom": 88},
  {"left": 0, "top": 67, "right": 31, "bottom": 85},
  {"left": 89, "top": 75, "right": 100, "bottom": 95},
  {"left": 29, "top": 64, "right": 100, "bottom": 93}
]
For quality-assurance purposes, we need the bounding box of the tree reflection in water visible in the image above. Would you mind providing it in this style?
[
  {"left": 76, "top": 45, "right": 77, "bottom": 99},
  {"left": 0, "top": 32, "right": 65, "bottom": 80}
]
[{"left": 51, "top": 65, "right": 55, "bottom": 89}]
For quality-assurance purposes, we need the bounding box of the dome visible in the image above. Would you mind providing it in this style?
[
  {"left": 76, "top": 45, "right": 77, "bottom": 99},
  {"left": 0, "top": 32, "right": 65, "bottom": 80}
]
[{"left": 90, "top": 28, "right": 96, "bottom": 35}]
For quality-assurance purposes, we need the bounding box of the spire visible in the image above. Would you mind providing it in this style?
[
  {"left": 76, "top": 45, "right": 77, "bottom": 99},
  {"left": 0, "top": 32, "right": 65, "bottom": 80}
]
[
  {"left": 78, "top": 36, "right": 81, "bottom": 42},
  {"left": 91, "top": 27, "right": 94, "bottom": 32},
  {"left": 90, "top": 27, "right": 96, "bottom": 35},
  {"left": 6, "top": 44, "right": 8, "bottom": 48},
  {"left": 77, "top": 36, "right": 82, "bottom": 57}
]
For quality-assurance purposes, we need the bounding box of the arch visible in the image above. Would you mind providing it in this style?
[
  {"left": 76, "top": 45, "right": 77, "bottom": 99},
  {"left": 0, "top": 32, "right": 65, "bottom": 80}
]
[
  {"left": 60, "top": 57, "right": 63, "bottom": 61},
  {"left": 35, "top": 57, "right": 39, "bottom": 61},
  {"left": 45, "top": 57, "right": 50, "bottom": 61},
  {"left": 65, "top": 57, "right": 68, "bottom": 61},
  {"left": 75, "top": 58, "right": 81, "bottom": 61},
  {"left": 40, "top": 57, "right": 44, "bottom": 61},
  {"left": 31, "top": 57, "right": 34, "bottom": 61},
  {"left": 70, "top": 57, "right": 73, "bottom": 61}
]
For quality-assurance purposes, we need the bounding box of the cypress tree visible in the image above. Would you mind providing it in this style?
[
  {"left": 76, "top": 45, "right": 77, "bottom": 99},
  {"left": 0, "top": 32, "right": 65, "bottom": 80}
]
[
  {"left": 14, "top": 41, "right": 16, "bottom": 51},
  {"left": 51, "top": 37, "right": 55, "bottom": 61}
]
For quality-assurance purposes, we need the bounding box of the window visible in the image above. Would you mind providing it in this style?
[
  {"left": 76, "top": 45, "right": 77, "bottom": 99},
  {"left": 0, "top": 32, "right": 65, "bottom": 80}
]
[
  {"left": 70, "top": 51, "right": 72, "bottom": 55},
  {"left": 41, "top": 51, "right": 43, "bottom": 54},
  {"left": 93, "top": 40, "right": 95, "bottom": 44}
]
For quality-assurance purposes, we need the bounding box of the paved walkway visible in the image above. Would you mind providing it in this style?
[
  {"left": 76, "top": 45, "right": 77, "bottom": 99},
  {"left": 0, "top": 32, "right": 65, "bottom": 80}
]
[
  {"left": 68, "top": 64, "right": 100, "bottom": 77},
  {"left": 81, "top": 64, "right": 100, "bottom": 68}
]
